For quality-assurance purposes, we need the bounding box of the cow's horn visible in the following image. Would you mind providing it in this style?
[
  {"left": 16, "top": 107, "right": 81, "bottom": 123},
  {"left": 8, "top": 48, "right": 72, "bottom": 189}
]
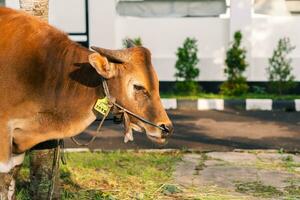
[
  {"left": 91, "top": 46, "right": 129, "bottom": 63},
  {"left": 125, "top": 39, "right": 136, "bottom": 48}
]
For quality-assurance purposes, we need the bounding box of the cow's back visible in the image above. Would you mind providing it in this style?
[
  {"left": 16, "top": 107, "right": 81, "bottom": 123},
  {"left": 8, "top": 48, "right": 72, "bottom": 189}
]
[
  {"left": 0, "top": 7, "right": 76, "bottom": 115},
  {"left": 0, "top": 7, "right": 57, "bottom": 61}
]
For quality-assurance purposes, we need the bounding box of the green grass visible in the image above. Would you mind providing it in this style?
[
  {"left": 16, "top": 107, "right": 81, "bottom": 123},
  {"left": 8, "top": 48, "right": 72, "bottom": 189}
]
[
  {"left": 235, "top": 181, "right": 283, "bottom": 198},
  {"left": 16, "top": 151, "right": 182, "bottom": 200},
  {"left": 248, "top": 154, "right": 300, "bottom": 174},
  {"left": 161, "top": 92, "right": 300, "bottom": 100},
  {"left": 15, "top": 151, "right": 252, "bottom": 200},
  {"left": 281, "top": 155, "right": 300, "bottom": 173},
  {"left": 15, "top": 151, "right": 300, "bottom": 200},
  {"left": 235, "top": 180, "right": 300, "bottom": 199}
]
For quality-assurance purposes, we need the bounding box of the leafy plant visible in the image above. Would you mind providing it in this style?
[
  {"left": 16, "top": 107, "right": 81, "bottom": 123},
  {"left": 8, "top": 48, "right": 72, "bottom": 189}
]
[
  {"left": 267, "top": 37, "right": 297, "bottom": 95},
  {"left": 220, "top": 31, "right": 249, "bottom": 96},
  {"left": 174, "top": 81, "right": 200, "bottom": 96},
  {"left": 235, "top": 181, "right": 283, "bottom": 198},
  {"left": 122, "top": 37, "right": 142, "bottom": 48},
  {"left": 174, "top": 37, "right": 200, "bottom": 95},
  {"left": 252, "top": 86, "right": 266, "bottom": 95},
  {"left": 161, "top": 184, "right": 182, "bottom": 195}
]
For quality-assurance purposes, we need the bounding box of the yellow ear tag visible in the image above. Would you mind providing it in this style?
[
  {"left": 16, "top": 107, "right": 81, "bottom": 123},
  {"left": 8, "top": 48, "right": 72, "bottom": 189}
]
[{"left": 94, "top": 97, "right": 110, "bottom": 116}]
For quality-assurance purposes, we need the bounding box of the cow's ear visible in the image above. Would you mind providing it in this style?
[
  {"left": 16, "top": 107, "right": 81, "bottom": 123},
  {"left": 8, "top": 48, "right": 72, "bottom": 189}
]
[{"left": 89, "top": 53, "right": 116, "bottom": 79}]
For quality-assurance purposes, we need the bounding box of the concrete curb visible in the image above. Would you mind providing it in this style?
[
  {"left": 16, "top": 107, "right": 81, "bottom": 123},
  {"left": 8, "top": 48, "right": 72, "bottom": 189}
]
[
  {"left": 162, "top": 98, "right": 300, "bottom": 111},
  {"left": 63, "top": 148, "right": 299, "bottom": 154},
  {"left": 198, "top": 99, "right": 224, "bottom": 110},
  {"left": 296, "top": 99, "right": 300, "bottom": 111},
  {"left": 161, "top": 99, "right": 177, "bottom": 109},
  {"left": 63, "top": 148, "right": 181, "bottom": 153},
  {"left": 246, "top": 99, "right": 272, "bottom": 111}
]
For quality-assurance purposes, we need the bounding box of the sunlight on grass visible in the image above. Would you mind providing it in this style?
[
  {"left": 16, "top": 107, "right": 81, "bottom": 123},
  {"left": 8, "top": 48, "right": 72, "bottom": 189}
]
[
  {"left": 15, "top": 151, "right": 300, "bottom": 199},
  {"left": 61, "top": 151, "right": 182, "bottom": 200},
  {"left": 16, "top": 151, "right": 182, "bottom": 200}
]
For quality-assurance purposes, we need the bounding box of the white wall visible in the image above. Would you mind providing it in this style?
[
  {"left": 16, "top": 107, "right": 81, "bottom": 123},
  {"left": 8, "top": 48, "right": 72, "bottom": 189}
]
[
  {"left": 49, "top": 0, "right": 86, "bottom": 33},
  {"left": 116, "top": 17, "right": 229, "bottom": 81},
  {"left": 90, "top": 0, "right": 300, "bottom": 82},
  {"left": 5, "top": 0, "right": 86, "bottom": 33},
  {"left": 251, "top": 16, "right": 300, "bottom": 81},
  {"left": 4, "top": 0, "right": 300, "bottom": 81}
]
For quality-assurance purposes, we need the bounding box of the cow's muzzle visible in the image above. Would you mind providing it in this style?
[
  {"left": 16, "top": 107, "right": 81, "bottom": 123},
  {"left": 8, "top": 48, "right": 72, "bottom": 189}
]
[{"left": 159, "top": 123, "right": 174, "bottom": 138}]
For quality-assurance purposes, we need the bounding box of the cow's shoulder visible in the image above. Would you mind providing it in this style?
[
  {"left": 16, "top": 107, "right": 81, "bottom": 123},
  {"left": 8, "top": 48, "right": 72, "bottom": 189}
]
[
  {"left": 0, "top": 7, "right": 69, "bottom": 45},
  {"left": 0, "top": 7, "right": 17, "bottom": 16}
]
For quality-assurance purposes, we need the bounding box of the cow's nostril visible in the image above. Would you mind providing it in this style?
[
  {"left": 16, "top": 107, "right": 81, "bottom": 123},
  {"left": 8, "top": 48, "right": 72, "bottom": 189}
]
[
  {"left": 160, "top": 124, "right": 169, "bottom": 132},
  {"left": 159, "top": 124, "right": 173, "bottom": 138}
]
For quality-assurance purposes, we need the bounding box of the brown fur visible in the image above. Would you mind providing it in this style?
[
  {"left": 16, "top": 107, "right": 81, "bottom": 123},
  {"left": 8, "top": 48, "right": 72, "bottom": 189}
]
[
  {"left": 0, "top": 7, "right": 172, "bottom": 166},
  {"left": 0, "top": 7, "right": 99, "bottom": 159}
]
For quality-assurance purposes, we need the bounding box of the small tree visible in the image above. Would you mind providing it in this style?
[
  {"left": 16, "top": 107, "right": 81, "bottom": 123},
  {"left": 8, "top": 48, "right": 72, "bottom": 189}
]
[
  {"left": 122, "top": 37, "right": 142, "bottom": 48},
  {"left": 220, "top": 31, "right": 249, "bottom": 96},
  {"left": 267, "top": 37, "right": 297, "bottom": 95},
  {"left": 174, "top": 37, "right": 200, "bottom": 95}
]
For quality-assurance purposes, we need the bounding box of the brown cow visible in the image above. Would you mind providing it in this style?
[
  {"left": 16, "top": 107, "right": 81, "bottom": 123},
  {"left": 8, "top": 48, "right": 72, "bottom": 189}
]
[{"left": 0, "top": 7, "right": 173, "bottom": 173}]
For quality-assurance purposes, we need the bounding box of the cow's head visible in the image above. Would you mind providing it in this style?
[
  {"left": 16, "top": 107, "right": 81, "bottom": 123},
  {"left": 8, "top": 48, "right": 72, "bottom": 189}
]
[{"left": 89, "top": 45, "right": 173, "bottom": 144}]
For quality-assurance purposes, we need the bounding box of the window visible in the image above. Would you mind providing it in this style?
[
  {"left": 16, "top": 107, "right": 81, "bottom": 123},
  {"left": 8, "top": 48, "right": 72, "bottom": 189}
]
[
  {"left": 286, "top": 0, "right": 300, "bottom": 15},
  {"left": 254, "top": 0, "right": 300, "bottom": 16},
  {"left": 116, "top": 0, "right": 227, "bottom": 17}
]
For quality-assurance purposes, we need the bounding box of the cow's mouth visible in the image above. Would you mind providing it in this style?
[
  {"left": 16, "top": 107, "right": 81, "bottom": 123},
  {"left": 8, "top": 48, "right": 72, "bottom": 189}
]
[
  {"left": 131, "top": 122, "right": 168, "bottom": 145},
  {"left": 132, "top": 123, "right": 167, "bottom": 145},
  {"left": 146, "top": 134, "right": 167, "bottom": 145}
]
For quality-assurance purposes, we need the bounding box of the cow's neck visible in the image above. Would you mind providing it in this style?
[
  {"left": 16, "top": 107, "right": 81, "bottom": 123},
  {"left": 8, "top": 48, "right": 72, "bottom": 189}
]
[{"left": 45, "top": 40, "right": 101, "bottom": 115}]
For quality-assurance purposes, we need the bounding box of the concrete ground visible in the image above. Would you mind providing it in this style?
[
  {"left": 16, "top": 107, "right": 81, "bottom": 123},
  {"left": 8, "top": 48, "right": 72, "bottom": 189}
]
[
  {"left": 173, "top": 151, "right": 300, "bottom": 199},
  {"left": 65, "top": 110, "right": 300, "bottom": 152}
]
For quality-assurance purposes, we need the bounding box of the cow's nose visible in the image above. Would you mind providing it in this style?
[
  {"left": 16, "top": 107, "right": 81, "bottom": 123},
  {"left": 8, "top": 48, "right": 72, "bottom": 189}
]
[{"left": 159, "top": 123, "right": 174, "bottom": 138}]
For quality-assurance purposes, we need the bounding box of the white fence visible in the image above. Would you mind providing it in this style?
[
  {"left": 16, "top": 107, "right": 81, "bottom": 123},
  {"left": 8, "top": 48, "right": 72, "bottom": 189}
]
[{"left": 5, "top": 0, "right": 300, "bottom": 81}]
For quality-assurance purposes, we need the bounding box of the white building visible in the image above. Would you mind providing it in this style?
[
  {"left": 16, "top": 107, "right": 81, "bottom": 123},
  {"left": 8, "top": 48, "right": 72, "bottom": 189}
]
[{"left": 3, "top": 0, "right": 300, "bottom": 86}]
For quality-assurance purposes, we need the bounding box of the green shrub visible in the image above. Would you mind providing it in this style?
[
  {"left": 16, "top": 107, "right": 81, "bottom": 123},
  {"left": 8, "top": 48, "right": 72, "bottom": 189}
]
[
  {"left": 122, "top": 37, "right": 143, "bottom": 48},
  {"left": 267, "top": 37, "right": 297, "bottom": 95},
  {"left": 174, "top": 81, "right": 199, "bottom": 95},
  {"left": 251, "top": 86, "right": 267, "bottom": 95},
  {"left": 220, "top": 31, "right": 249, "bottom": 96},
  {"left": 220, "top": 77, "right": 249, "bottom": 96},
  {"left": 174, "top": 37, "right": 200, "bottom": 95}
]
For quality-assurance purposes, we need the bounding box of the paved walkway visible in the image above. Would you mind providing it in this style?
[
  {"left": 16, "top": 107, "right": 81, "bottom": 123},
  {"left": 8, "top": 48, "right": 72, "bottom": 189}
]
[
  {"left": 65, "top": 110, "right": 300, "bottom": 151},
  {"left": 173, "top": 151, "right": 300, "bottom": 199}
]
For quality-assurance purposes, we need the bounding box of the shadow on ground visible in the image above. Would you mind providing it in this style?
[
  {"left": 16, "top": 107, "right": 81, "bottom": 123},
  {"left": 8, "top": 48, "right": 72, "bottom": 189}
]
[{"left": 65, "top": 110, "right": 300, "bottom": 152}]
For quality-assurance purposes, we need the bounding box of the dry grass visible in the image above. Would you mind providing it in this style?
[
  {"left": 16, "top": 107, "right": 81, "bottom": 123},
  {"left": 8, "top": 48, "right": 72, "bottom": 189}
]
[{"left": 16, "top": 151, "right": 182, "bottom": 200}]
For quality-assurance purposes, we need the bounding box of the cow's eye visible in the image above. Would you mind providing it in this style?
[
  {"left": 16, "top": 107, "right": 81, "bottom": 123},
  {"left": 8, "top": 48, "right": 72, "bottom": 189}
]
[
  {"left": 133, "top": 84, "right": 149, "bottom": 97},
  {"left": 134, "top": 84, "right": 145, "bottom": 91}
]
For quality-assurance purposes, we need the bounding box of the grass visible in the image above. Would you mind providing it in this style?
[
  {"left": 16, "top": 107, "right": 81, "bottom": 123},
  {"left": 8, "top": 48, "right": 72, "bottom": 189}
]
[
  {"left": 161, "top": 92, "right": 300, "bottom": 100},
  {"left": 14, "top": 151, "right": 300, "bottom": 200},
  {"left": 227, "top": 152, "right": 300, "bottom": 199},
  {"left": 15, "top": 151, "right": 253, "bottom": 200},
  {"left": 235, "top": 181, "right": 283, "bottom": 198},
  {"left": 16, "top": 151, "right": 182, "bottom": 200},
  {"left": 219, "top": 151, "right": 300, "bottom": 175},
  {"left": 235, "top": 180, "right": 300, "bottom": 199},
  {"left": 177, "top": 186, "right": 252, "bottom": 200},
  {"left": 251, "top": 154, "right": 300, "bottom": 174},
  {"left": 281, "top": 155, "right": 300, "bottom": 174},
  {"left": 194, "top": 154, "right": 208, "bottom": 175}
]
